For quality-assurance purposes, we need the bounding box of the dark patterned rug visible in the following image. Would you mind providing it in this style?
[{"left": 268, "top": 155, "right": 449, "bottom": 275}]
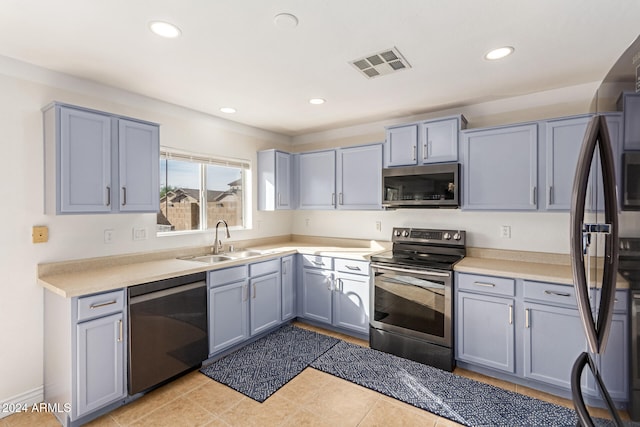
[
  {"left": 200, "top": 324, "right": 339, "bottom": 402},
  {"left": 310, "top": 340, "right": 633, "bottom": 427}
]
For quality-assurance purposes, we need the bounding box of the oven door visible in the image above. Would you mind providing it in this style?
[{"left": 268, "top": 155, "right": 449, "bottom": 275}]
[{"left": 370, "top": 264, "right": 452, "bottom": 347}]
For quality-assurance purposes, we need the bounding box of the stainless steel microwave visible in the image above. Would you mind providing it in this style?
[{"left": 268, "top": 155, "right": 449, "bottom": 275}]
[
  {"left": 624, "top": 152, "right": 640, "bottom": 210},
  {"left": 382, "top": 163, "right": 459, "bottom": 208}
]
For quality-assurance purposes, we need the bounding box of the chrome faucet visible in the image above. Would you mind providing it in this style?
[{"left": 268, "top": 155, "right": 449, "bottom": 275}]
[{"left": 213, "top": 220, "right": 231, "bottom": 254}]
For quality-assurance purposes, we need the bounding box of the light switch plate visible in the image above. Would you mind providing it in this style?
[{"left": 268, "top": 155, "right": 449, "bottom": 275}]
[{"left": 32, "top": 226, "right": 48, "bottom": 243}]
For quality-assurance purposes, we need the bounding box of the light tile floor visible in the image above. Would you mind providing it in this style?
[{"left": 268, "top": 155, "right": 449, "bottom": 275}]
[{"left": 0, "top": 322, "right": 629, "bottom": 427}]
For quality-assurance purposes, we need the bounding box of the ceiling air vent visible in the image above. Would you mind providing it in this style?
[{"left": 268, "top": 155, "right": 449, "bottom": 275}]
[{"left": 350, "top": 47, "right": 411, "bottom": 79}]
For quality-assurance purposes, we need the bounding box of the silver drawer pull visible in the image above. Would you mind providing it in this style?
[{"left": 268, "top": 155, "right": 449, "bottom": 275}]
[
  {"left": 474, "top": 282, "right": 495, "bottom": 288},
  {"left": 117, "top": 319, "right": 123, "bottom": 343},
  {"left": 90, "top": 300, "right": 117, "bottom": 309},
  {"left": 313, "top": 261, "right": 325, "bottom": 266},
  {"left": 544, "top": 290, "right": 571, "bottom": 297},
  {"left": 345, "top": 265, "right": 361, "bottom": 271},
  {"left": 509, "top": 305, "right": 513, "bottom": 325}
]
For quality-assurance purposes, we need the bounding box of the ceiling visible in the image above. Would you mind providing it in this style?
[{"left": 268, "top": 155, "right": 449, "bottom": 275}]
[{"left": 1, "top": 1, "right": 639, "bottom": 136}]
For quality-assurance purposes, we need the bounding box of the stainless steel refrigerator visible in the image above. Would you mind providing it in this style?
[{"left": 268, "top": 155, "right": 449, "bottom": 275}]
[{"left": 570, "top": 34, "right": 640, "bottom": 426}]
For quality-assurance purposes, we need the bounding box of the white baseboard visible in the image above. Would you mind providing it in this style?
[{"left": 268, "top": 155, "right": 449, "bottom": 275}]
[{"left": 0, "top": 386, "right": 44, "bottom": 419}]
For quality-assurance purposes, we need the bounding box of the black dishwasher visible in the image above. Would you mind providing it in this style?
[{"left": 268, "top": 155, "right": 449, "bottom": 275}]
[{"left": 128, "top": 272, "right": 207, "bottom": 395}]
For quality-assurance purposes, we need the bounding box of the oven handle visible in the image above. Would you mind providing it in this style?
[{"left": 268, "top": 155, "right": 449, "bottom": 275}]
[
  {"left": 371, "top": 264, "right": 450, "bottom": 278},
  {"left": 130, "top": 281, "right": 206, "bottom": 305}
]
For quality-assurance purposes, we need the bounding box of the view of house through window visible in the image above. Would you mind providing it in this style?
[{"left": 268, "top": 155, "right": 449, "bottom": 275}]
[{"left": 157, "top": 151, "right": 247, "bottom": 233}]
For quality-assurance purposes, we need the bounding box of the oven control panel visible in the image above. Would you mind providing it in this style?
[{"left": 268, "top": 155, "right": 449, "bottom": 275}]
[{"left": 392, "top": 227, "right": 465, "bottom": 245}]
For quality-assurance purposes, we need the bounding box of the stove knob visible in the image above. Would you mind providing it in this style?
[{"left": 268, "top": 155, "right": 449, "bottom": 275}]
[
  {"left": 402, "top": 230, "right": 409, "bottom": 238},
  {"left": 453, "top": 232, "right": 461, "bottom": 241},
  {"left": 394, "top": 229, "right": 402, "bottom": 237},
  {"left": 443, "top": 232, "right": 451, "bottom": 240}
]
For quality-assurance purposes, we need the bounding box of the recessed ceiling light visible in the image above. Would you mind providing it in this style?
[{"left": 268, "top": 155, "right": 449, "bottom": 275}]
[
  {"left": 485, "top": 46, "right": 514, "bottom": 60},
  {"left": 274, "top": 13, "right": 299, "bottom": 28},
  {"left": 220, "top": 107, "right": 237, "bottom": 114},
  {"left": 149, "top": 21, "right": 181, "bottom": 38},
  {"left": 309, "top": 98, "right": 325, "bottom": 105}
]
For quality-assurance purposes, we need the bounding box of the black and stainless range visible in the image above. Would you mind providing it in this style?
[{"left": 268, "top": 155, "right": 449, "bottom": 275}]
[
  {"left": 369, "top": 227, "right": 465, "bottom": 371},
  {"left": 619, "top": 238, "right": 640, "bottom": 421}
]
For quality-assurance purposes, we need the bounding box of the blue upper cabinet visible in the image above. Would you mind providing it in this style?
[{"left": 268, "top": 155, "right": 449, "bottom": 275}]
[
  {"left": 257, "top": 149, "right": 293, "bottom": 210},
  {"left": 118, "top": 119, "right": 160, "bottom": 212},
  {"left": 384, "top": 115, "right": 466, "bottom": 167},
  {"left": 43, "top": 103, "right": 160, "bottom": 214},
  {"left": 462, "top": 123, "right": 538, "bottom": 210},
  {"left": 544, "top": 116, "right": 591, "bottom": 210},
  {"left": 298, "top": 150, "right": 336, "bottom": 209},
  {"left": 385, "top": 124, "right": 418, "bottom": 166},
  {"left": 619, "top": 92, "right": 640, "bottom": 151},
  {"left": 336, "top": 143, "right": 382, "bottom": 210}
]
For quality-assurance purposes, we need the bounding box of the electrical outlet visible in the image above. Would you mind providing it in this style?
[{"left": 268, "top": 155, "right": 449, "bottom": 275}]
[
  {"left": 305, "top": 218, "right": 310, "bottom": 227},
  {"left": 375, "top": 221, "right": 382, "bottom": 231},
  {"left": 104, "top": 229, "right": 114, "bottom": 244},
  {"left": 32, "top": 225, "right": 49, "bottom": 243},
  {"left": 500, "top": 225, "right": 511, "bottom": 239},
  {"left": 132, "top": 227, "right": 147, "bottom": 241}
]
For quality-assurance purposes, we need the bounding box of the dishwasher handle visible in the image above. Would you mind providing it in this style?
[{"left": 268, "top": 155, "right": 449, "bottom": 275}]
[{"left": 130, "top": 281, "right": 206, "bottom": 305}]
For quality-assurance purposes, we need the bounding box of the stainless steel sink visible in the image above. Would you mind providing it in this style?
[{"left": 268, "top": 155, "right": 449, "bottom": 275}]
[
  {"left": 179, "top": 254, "right": 233, "bottom": 263},
  {"left": 226, "top": 250, "right": 263, "bottom": 259}
]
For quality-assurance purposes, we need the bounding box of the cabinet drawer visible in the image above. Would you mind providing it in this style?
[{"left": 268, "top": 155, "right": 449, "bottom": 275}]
[
  {"left": 301, "top": 254, "right": 333, "bottom": 270},
  {"left": 208, "top": 265, "right": 248, "bottom": 287},
  {"left": 249, "top": 258, "right": 280, "bottom": 277},
  {"left": 524, "top": 281, "right": 577, "bottom": 308},
  {"left": 77, "top": 289, "right": 125, "bottom": 322},
  {"left": 334, "top": 258, "right": 369, "bottom": 276},
  {"left": 457, "top": 273, "right": 515, "bottom": 297}
]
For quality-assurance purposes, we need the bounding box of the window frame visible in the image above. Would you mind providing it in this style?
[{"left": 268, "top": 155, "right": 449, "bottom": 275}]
[{"left": 157, "top": 148, "right": 251, "bottom": 235}]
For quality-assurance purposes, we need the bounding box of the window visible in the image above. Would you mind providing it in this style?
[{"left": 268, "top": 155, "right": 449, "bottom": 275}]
[{"left": 158, "top": 150, "right": 250, "bottom": 233}]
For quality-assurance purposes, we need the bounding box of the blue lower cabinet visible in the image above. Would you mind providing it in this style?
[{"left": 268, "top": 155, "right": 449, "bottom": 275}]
[
  {"left": 522, "top": 302, "right": 587, "bottom": 389},
  {"left": 301, "top": 267, "right": 333, "bottom": 323},
  {"left": 209, "top": 281, "right": 249, "bottom": 353},
  {"left": 250, "top": 272, "right": 282, "bottom": 336},
  {"left": 599, "top": 313, "right": 629, "bottom": 400},
  {"left": 333, "top": 272, "right": 370, "bottom": 334},
  {"left": 456, "top": 291, "right": 515, "bottom": 373},
  {"left": 281, "top": 255, "right": 296, "bottom": 321}
]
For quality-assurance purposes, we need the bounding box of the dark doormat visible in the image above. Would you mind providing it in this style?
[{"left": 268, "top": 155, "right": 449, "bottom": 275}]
[
  {"left": 311, "top": 340, "right": 635, "bottom": 427},
  {"left": 200, "top": 324, "right": 339, "bottom": 402}
]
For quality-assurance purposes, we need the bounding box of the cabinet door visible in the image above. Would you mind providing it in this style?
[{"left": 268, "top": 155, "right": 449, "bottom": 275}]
[
  {"left": 523, "top": 302, "right": 587, "bottom": 390},
  {"left": 623, "top": 93, "right": 640, "bottom": 150},
  {"left": 209, "top": 281, "right": 249, "bottom": 354},
  {"left": 301, "top": 268, "right": 333, "bottom": 324},
  {"left": 336, "top": 144, "right": 382, "bottom": 210},
  {"left": 76, "top": 313, "right": 124, "bottom": 417},
  {"left": 421, "top": 118, "right": 459, "bottom": 163},
  {"left": 462, "top": 124, "right": 538, "bottom": 210},
  {"left": 250, "top": 272, "right": 282, "bottom": 336},
  {"left": 118, "top": 119, "right": 159, "bottom": 212},
  {"left": 545, "top": 116, "right": 591, "bottom": 210},
  {"left": 275, "top": 151, "right": 291, "bottom": 209},
  {"left": 59, "top": 107, "right": 112, "bottom": 213},
  {"left": 281, "top": 256, "right": 296, "bottom": 321},
  {"left": 298, "top": 150, "right": 336, "bottom": 209},
  {"left": 456, "top": 292, "right": 515, "bottom": 373},
  {"left": 386, "top": 124, "right": 418, "bottom": 166},
  {"left": 333, "top": 272, "right": 370, "bottom": 334},
  {"left": 598, "top": 313, "right": 628, "bottom": 400}
]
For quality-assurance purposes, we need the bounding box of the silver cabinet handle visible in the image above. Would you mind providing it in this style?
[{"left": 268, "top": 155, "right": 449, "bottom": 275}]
[
  {"left": 252, "top": 283, "right": 256, "bottom": 299},
  {"left": 509, "top": 305, "right": 513, "bottom": 325},
  {"left": 339, "top": 193, "right": 343, "bottom": 205},
  {"left": 412, "top": 145, "right": 416, "bottom": 161},
  {"left": 90, "top": 300, "right": 117, "bottom": 309},
  {"left": 345, "top": 265, "right": 361, "bottom": 271},
  {"left": 313, "top": 261, "right": 325, "bottom": 266},
  {"left": 243, "top": 284, "right": 248, "bottom": 302},
  {"left": 327, "top": 278, "right": 332, "bottom": 291},
  {"left": 117, "top": 319, "right": 123, "bottom": 343},
  {"left": 549, "top": 186, "right": 553, "bottom": 205},
  {"left": 282, "top": 260, "right": 287, "bottom": 275},
  {"left": 423, "top": 142, "right": 428, "bottom": 160},
  {"left": 525, "top": 308, "right": 530, "bottom": 328},
  {"left": 474, "top": 282, "right": 495, "bottom": 288},
  {"left": 544, "top": 290, "right": 571, "bottom": 297},
  {"left": 532, "top": 186, "right": 537, "bottom": 205},
  {"left": 331, "top": 193, "right": 336, "bottom": 205},
  {"left": 278, "top": 192, "right": 281, "bottom": 206},
  {"left": 121, "top": 187, "right": 127, "bottom": 206},
  {"left": 106, "top": 186, "right": 111, "bottom": 206}
]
